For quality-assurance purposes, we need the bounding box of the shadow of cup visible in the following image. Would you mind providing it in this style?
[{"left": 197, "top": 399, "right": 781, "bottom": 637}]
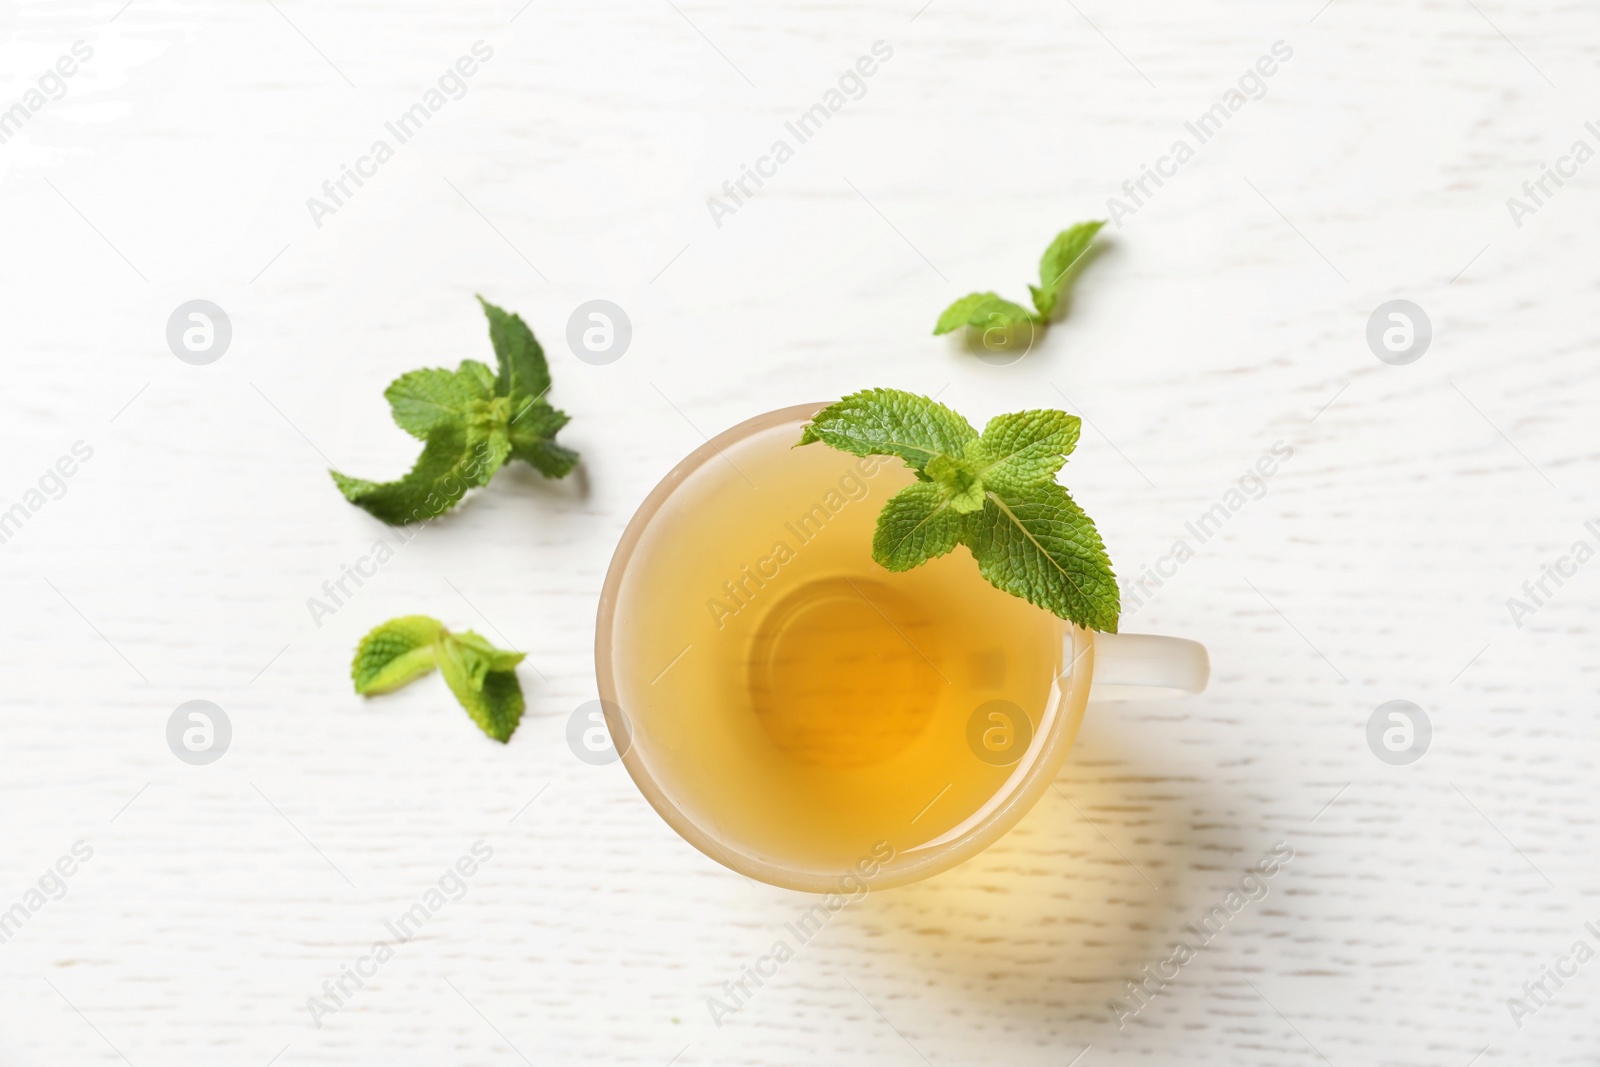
[{"left": 840, "top": 723, "right": 1238, "bottom": 1031}]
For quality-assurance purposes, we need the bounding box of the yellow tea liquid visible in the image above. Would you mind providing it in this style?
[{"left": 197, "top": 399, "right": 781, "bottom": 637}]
[{"left": 608, "top": 417, "right": 1069, "bottom": 876}]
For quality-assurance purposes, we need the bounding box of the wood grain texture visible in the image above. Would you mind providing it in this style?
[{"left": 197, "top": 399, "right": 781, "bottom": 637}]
[{"left": 2, "top": 0, "right": 1598, "bottom": 1063}]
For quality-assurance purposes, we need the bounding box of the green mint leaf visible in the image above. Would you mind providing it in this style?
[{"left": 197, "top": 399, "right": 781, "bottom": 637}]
[
  {"left": 437, "top": 635, "right": 525, "bottom": 743},
  {"left": 384, "top": 362, "right": 494, "bottom": 441},
  {"left": 467, "top": 393, "right": 515, "bottom": 474},
  {"left": 336, "top": 300, "right": 578, "bottom": 521},
  {"left": 975, "top": 296, "right": 1037, "bottom": 328},
  {"left": 508, "top": 396, "right": 579, "bottom": 479},
  {"left": 514, "top": 437, "right": 579, "bottom": 479},
  {"left": 353, "top": 618, "right": 527, "bottom": 742},
  {"left": 1026, "top": 284, "right": 1048, "bottom": 317},
  {"left": 871, "top": 482, "right": 964, "bottom": 570},
  {"left": 461, "top": 671, "right": 525, "bottom": 743},
  {"left": 967, "top": 482, "right": 1119, "bottom": 632},
  {"left": 800, "top": 389, "right": 1119, "bottom": 631},
  {"left": 798, "top": 388, "right": 977, "bottom": 472},
  {"left": 352, "top": 615, "right": 445, "bottom": 694},
  {"left": 463, "top": 359, "right": 498, "bottom": 395},
  {"left": 330, "top": 422, "right": 501, "bottom": 525},
  {"left": 934, "top": 292, "right": 1036, "bottom": 335},
  {"left": 1032, "top": 220, "right": 1105, "bottom": 319},
  {"left": 926, "top": 454, "right": 985, "bottom": 514},
  {"left": 971, "top": 409, "right": 1081, "bottom": 495},
  {"left": 477, "top": 297, "right": 579, "bottom": 480},
  {"left": 477, "top": 296, "right": 551, "bottom": 403},
  {"left": 443, "top": 630, "right": 526, "bottom": 683},
  {"left": 934, "top": 292, "right": 999, "bottom": 334},
  {"left": 936, "top": 223, "right": 1105, "bottom": 337}
]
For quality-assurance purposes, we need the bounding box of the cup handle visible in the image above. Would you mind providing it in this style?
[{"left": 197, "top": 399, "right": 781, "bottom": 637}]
[{"left": 1087, "top": 632, "right": 1209, "bottom": 700}]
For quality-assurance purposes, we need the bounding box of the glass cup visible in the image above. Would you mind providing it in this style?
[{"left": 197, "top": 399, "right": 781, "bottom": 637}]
[{"left": 595, "top": 403, "right": 1207, "bottom": 892}]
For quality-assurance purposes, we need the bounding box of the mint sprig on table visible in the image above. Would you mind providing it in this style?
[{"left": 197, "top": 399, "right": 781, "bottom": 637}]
[
  {"left": 799, "top": 388, "right": 1119, "bottom": 631},
  {"left": 330, "top": 297, "right": 577, "bottom": 524},
  {"left": 934, "top": 221, "right": 1105, "bottom": 338},
  {"left": 352, "top": 615, "right": 527, "bottom": 742}
]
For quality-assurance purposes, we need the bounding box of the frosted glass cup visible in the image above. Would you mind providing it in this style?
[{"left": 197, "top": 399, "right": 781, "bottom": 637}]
[{"left": 595, "top": 403, "right": 1208, "bottom": 892}]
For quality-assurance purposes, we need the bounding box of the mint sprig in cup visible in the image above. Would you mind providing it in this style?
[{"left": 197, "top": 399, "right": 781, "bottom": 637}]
[{"left": 799, "top": 388, "right": 1120, "bottom": 632}]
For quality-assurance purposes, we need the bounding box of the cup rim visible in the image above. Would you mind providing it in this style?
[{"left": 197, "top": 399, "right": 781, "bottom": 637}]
[{"left": 594, "top": 402, "right": 1096, "bottom": 893}]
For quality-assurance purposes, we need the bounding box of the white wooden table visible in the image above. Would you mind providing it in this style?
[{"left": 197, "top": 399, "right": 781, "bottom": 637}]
[{"left": 3, "top": 0, "right": 1597, "bottom": 1063}]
